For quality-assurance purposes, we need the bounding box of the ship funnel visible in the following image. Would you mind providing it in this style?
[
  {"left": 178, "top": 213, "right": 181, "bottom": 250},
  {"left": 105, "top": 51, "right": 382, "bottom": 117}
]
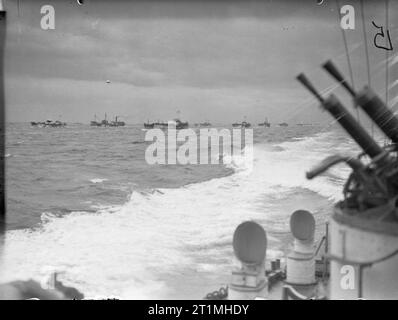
[
  {"left": 297, "top": 73, "right": 385, "bottom": 159},
  {"left": 323, "top": 60, "right": 398, "bottom": 144},
  {"left": 229, "top": 221, "right": 268, "bottom": 299}
]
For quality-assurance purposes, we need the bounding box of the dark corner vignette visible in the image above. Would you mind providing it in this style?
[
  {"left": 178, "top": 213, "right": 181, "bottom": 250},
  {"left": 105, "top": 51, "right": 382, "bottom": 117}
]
[{"left": 0, "top": 2, "right": 5, "bottom": 240}]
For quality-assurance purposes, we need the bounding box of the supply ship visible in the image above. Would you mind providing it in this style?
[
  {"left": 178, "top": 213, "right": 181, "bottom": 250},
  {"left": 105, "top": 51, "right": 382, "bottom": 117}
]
[{"left": 90, "top": 114, "right": 125, "bottom": 127}]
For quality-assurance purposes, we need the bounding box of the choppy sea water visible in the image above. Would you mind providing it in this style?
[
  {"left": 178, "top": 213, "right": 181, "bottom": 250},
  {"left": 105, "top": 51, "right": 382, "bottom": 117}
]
[{"left": 1, "top": 123, "right": 361, "bottom": 299}]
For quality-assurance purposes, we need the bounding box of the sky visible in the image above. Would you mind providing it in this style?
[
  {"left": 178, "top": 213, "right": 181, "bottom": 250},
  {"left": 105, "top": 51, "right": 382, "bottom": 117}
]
[{"left": 3, "top": 0, "right": 398, "bottom": 124}]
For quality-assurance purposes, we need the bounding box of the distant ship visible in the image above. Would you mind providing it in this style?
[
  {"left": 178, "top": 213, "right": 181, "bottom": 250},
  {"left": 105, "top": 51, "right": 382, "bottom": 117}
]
[
  {"left": 172, "top": 119, "right": 189, "bottom": 129},
  {"left": 148, "top": 120, "right": 168, "bottom": 129},
  {"left": 232, "top": 121, "right": 251, "bottom": 128},
  {"left": 297, "top": 123, "right": 314, "bottom": 127},
  {"left": 91, "top": 114, "right": 125, "bottom": 127},
  {"left": 160, "top": 119, "right": 189, "bottom": 130},
  {"left": 171, "top": 110, "right": 189, "bottom": 129},
  {"left": 194, "top": 121, "right": 212, "bottom": 127},
  {"left": 278, "top": 122, "right": 288, "bottom": 127},
  {"left": 154, "top": 121, "right": 168, "bottom": 129},
  {"left": 233, "top": 117, "right": 251, "bottom": 128},
  {"left": 144, "top": 121, "right": 155, "bottom": 129},
  {"left": 109, "top": 116, "right": 125, "bottom": 127},
  {"left": 144, "top": 119, "right": 188, "bottom": 130},
  {"left": 258, "top": 118, "right": 271, "bottom": 127},
  {"left": 31, "top": 119, "right": 66, "bottom": 128},
  {"left": 90, "top": 114, "right": 105, "bottom": 126}
]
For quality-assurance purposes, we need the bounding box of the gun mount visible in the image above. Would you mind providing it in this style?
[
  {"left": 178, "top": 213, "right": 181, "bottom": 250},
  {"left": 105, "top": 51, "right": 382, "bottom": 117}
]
[
  {"left": 297, "top": 73, "right": 386, "bottom": 160},
  {"left": 297, "top": 69, "right": 398, "bottom": 216}
]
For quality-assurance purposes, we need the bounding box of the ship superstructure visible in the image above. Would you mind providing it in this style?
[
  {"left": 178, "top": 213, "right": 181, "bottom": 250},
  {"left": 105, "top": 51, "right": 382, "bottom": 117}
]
[{"left": 205, "top": 60, "right": 398, "bottom": 300}]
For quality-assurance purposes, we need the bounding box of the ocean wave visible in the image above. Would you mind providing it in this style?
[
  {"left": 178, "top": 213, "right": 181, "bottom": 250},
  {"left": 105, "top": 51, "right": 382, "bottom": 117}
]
[
  {"left": 90, "top": 178, "right": 108, "bottom": 184},
  {"left": 1, "top": 130, "right": 352, "bottom": 298}
]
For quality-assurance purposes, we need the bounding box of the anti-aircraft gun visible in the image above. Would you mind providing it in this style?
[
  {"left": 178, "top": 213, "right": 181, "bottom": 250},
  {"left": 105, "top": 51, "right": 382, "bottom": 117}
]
[
  {"left": 297, "top": 62, "right": 398, "bottom": 299},
  {"left": 205, "top": 60, "right": 398, "bottom": 300},
  {"left": 297, "top": 66, "right": 398, "bottom": 216}
]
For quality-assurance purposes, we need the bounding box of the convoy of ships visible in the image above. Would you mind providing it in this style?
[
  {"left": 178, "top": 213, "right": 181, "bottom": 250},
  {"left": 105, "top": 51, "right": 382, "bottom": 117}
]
[{"left": 30, "top": 115, "right": 297, "bottom": 129}]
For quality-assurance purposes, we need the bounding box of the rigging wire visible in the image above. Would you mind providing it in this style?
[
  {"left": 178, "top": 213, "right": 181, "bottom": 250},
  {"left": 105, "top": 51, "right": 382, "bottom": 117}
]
[
  {"left": 360, "top": 0, "right": 373, "bottom": 136},
  {"left": 385, "top": 0, "right": 390, "bottom": 109},
  {"left": 385, "top": 0, "right": 390, "bottom": 145},
  {"left": 360, "top": 0, "right": 371, "bottom": 88},
  {"left": 286, "top": 82, "right": 341, "bottom": 124},
  {"left": 335, "top": 0, "right": 360, "bottom": 123}
]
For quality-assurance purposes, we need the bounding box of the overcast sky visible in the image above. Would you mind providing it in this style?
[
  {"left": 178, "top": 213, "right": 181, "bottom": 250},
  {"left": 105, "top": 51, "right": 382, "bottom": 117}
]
[{"left": 4, "top": 0, "right": 398, "bottom": 124}]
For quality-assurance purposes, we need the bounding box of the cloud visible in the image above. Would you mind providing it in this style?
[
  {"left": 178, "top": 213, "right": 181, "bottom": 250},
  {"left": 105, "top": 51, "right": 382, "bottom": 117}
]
[
  {"left": 4, "top": 0, "right": 396, "bottom": 122},
  {"left": 6, "top": 13, "right": 342, "bottom": 87}
]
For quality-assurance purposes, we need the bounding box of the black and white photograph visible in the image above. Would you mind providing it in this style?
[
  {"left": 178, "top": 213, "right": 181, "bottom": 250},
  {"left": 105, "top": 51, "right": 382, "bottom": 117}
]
[{"left": 0, "top": 0, "right": 397, "bottom": 304}]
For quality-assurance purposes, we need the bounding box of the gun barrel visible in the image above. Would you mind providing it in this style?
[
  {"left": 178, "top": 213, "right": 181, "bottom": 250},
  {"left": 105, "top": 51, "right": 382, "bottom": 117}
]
[
  {"left": 323, "top": 61, "right": 398, "bottom": 144},
  {"left": 322, "top": 60, "right": 356, "bottom": 97},
  {"left": 356, "top": 87, "right": 398, "bottom": 144},
  {"left": 297, "top": 73, "right": 325, "bottom": 103},
  {"left": 323, "top": 95, "right": 385, "bottom": 159},
  {"left": 296, "top": 73, "right": 385, "bottom": 159}
]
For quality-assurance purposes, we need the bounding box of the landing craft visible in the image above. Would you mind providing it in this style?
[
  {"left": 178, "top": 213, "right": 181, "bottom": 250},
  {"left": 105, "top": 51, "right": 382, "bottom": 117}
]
[
  {"left": 31, "top": 119, "right": 66, "bottom": 128},
  {"left": 144, "top": 120, "right": 188, "bottom": 130}
]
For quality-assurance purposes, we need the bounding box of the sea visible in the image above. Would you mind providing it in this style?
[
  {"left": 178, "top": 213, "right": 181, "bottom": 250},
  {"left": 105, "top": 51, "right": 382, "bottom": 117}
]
[{"left": 0, "top": 122, "right": 363, "bottom": 299}]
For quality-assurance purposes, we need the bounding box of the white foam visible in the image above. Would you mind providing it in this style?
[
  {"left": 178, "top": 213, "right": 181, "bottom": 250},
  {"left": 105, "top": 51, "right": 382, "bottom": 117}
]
[{"left": 90, "top": 178, "right": 108, "bottom": 184}]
